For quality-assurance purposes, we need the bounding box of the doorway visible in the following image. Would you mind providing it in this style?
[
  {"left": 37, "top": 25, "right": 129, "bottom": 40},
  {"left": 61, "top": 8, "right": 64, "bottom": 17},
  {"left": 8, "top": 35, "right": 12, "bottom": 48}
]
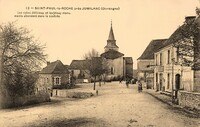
[{"left": 159, "top": 73, "right": 163, "bottom": 91}]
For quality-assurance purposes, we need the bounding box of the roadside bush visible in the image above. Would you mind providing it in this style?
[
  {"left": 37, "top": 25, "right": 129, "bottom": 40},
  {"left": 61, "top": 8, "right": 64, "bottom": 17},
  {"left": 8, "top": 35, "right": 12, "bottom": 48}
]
[{"left": 2, "top": 93, "right": 50, "bottom": 108}]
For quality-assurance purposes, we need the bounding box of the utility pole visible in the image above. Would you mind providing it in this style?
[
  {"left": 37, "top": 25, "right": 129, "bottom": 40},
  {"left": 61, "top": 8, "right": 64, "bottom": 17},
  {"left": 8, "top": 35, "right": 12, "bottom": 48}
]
[
  {"left": 0, "top": 41, "right": 3, "bottom": 107},
  {"left": 171, "top": 58, "right": 175, "bottom": 102},
  {"left": 171, "top": 45, "right": 175, "bottom": 103}
]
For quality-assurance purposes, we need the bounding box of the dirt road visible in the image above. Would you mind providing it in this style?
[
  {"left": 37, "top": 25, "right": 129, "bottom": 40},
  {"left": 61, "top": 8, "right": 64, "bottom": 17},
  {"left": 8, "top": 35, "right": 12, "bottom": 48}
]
[{"left": 0, "top": 82, "right": 199, "bottom": 127}]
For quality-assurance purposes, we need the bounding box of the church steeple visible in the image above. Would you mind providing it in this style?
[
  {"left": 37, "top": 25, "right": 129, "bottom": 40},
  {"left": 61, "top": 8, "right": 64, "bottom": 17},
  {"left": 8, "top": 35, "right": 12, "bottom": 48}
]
[
  {"left": 108, "top": 21, "right": 115, "bottom": 41},
  {"left": 104, "top": 21, "right": 119, "bottom": 52}
]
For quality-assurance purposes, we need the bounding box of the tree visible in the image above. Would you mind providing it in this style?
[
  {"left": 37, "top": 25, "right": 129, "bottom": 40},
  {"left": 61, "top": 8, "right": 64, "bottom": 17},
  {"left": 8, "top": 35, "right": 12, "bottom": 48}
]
[
  {"left": 83, "top": 48, "right": 99, "bottom": 60},
  {"left": 172, "top": 8, "right": 200, "bottom": 91},
  {"left": 165, "top": 8, "right": 200, "bottom": 68},
  {"left": 83, "top": 49, "right": 108, "bottom": 90},
  {"left": 0, "top": 22, "right": 46, "bottom": 103}
]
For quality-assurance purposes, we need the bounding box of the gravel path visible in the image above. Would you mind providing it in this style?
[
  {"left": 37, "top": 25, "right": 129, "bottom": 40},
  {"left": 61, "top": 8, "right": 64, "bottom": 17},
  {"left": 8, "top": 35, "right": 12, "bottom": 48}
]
[{"left": 0, "top": 82, "right": 199, "bottom": 127}]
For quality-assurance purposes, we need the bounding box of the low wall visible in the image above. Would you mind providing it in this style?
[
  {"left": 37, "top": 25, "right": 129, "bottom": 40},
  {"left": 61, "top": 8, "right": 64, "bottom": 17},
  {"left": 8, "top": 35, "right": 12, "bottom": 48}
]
[
  {"left": 53, "top": 89, "right": 94, "bottom": 98},
  {"left": 179, "top": 91, "right": 200, "bottom": 110}
]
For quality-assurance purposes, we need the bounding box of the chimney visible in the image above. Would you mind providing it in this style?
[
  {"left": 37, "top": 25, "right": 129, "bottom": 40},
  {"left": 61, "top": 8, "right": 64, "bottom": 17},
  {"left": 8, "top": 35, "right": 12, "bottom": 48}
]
[
  {"left": 196, "top": 7, "right": 200, "bottom": 16},
  {"left": 47, "top": 61, "right": 50, "bottom": 65}
]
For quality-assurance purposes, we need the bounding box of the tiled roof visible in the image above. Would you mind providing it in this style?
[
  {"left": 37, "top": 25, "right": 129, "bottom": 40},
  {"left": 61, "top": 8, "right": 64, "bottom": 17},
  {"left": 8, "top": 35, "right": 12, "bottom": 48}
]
[
  {"left": 124, "top": 57, "right": 133, "bottom": 64},
  {"left": 138, "top": 39, "right": 168, "bottom": 60},
  {"left": 100, "top": 49, "right": 124, "bottom": 59},
  {"left": 69, "top": 60, "right": 90, "bottom": 70},
  {"left": 40, "top": 60, "right": 69, "bottom": 74}
]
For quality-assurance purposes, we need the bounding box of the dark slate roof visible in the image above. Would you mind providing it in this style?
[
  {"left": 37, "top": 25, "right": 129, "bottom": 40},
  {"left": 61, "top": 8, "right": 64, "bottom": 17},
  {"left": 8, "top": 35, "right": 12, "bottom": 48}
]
[
  {"left": 69, "top": 60, "right": 90, "bottom": 70},
  {"left": 104, "top": 43, "right": 119, "bottom": 49},
  {"left": 40, "top": 60, "right": 69, "bottom": 74},
  {"left": 138, "top": 39, "right": 168, "bottom": 60},
  {"left": 108, "top": 25, "right": 115, "bottom": 41},
  {"left": 100, "top": 49, "right": 124, "bottom": 59},
  {"left": 124, "top": 57, "right": 133, "bottom": 64}
]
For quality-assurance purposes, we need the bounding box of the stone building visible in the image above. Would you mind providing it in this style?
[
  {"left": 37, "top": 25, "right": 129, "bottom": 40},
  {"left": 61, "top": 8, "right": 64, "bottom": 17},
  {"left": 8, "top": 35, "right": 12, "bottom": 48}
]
[
  {"left": 137, "top": 39, "right": 167, "bottom": 89},
  {"left": 69, "top": 22, "right": 133, "bottom": 82},
  {"left": 36, "top": 60, "right": 70, "bottom": 94},
  {"left": 153, "top": 16, "right": 196, "bottom": 92},
  {"left": 68, "top": 60, "right": 91, "bottom": 83},
  {"left": 124, "top": 57, "right": 134, "bottom": 77},
  {"left": 100, "top": 22, "right": 133, "bottom": 80},
  {"left": 152, "top": 14, "right": 200, "bottom": 109}
]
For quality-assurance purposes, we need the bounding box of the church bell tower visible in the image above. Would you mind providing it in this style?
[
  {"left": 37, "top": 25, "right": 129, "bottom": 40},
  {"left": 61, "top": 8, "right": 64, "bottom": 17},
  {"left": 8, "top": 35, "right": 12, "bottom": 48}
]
[{"left": 104, "top": 21, "right": 119, "bottom": 52}]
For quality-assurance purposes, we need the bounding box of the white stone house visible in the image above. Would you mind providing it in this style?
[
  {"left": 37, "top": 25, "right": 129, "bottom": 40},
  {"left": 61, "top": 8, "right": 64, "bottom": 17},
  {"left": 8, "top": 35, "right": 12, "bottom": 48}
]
[
  {"left": 154, "top": 17, "right": 196, "bottom": 93},
  {"left": 137, "top": 39, "right": 167, "bottom": 89}
]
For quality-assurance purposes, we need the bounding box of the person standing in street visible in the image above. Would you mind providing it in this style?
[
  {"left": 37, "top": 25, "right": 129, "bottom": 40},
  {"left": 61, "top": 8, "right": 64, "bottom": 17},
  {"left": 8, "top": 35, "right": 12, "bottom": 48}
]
[
  {"left": 126, "top": 78, "right": 129, "bottom": 88},
  {"left": 137, "top": 80, "right": 143, "bottom": 92}
]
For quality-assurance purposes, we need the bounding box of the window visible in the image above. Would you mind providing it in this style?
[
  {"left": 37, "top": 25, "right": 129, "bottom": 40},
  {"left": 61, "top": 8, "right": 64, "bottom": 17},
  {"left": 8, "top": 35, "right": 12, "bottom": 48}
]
[
  {"left": 54, "top": 77, "right": 61, "bottom": 85},
  {"left": 155, "top": 54, "right": 158, "bottom": 65},
  {"left": 160, "top": 53, "right": 162, "bottom": 65},
  {"left": 167, "top": 73, "right": 170, "bottom": 89},
  {"left": 111, "top": 67, "right": 114, "bottom": 74},
  {"left": 176, "top": 47, "right": 179, "bottom": 63},
  {"left": 167, "top": 50, "right": 170, "bottom": 64},
  {"left": 47, "top": 78, "right": 49, "bottom": 83},
  {"left": 156, "top": 73, "right": 158, "bottom": 82},
  {"left": 56, "top": 78, "right": 59, "bottom": 84}
]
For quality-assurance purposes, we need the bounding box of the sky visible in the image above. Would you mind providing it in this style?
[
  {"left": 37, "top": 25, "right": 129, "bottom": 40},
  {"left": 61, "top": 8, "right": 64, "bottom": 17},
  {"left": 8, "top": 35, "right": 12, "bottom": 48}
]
[{"left": 0, "top": 0, "right": 199, "bottom": 69}]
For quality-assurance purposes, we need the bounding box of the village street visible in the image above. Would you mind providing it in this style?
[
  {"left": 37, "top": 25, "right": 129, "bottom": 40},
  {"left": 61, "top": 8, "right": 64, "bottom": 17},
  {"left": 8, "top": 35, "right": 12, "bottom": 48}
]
[{"left": 0, "top": 82, "right": 199, "bottom": 127}]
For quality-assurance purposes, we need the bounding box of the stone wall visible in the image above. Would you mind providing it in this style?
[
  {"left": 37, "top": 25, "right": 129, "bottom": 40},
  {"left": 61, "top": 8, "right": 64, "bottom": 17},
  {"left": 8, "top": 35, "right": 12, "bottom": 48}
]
[
  {"left": 179, "top": 91, "right": 200, "bottom": 110},
  {"left": 106, "top": 57, "right": 124, "bottom": 76},
  {"left": 194, "top": 70, "right": 200, "bottom": 92}
]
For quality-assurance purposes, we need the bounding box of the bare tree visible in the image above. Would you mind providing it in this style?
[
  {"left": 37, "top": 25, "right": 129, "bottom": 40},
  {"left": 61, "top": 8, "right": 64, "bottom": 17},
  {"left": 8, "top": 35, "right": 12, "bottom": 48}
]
[
  {"left": 82, "top": 48, "right": 99, "bottom": 60},
  {"left": 83, "top": 49, "right": 108, "bottom": 90},
  {"left": 0, "top": 22, "right": 46, "bottom": 104}
]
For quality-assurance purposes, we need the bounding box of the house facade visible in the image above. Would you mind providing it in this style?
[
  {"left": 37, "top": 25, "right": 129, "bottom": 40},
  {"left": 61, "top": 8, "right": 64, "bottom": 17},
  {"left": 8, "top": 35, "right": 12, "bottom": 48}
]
[
  {"left": 124, "top": 57, "right": 133, "bottom": 78},
  {"left": 68, "top": 60, "right": 91, "bottom": 83},
  {"left": 153, "top": 17, "right": 196, "bottom": 92},
  {"left": 137, "top": 39, "right": 167, "bottom": 89},
  {"left": 154, "top": 44, "right": 194, "bottom": 92},
  {"left": 36, "top": 60, "right": 70, "bottom": 95}
]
